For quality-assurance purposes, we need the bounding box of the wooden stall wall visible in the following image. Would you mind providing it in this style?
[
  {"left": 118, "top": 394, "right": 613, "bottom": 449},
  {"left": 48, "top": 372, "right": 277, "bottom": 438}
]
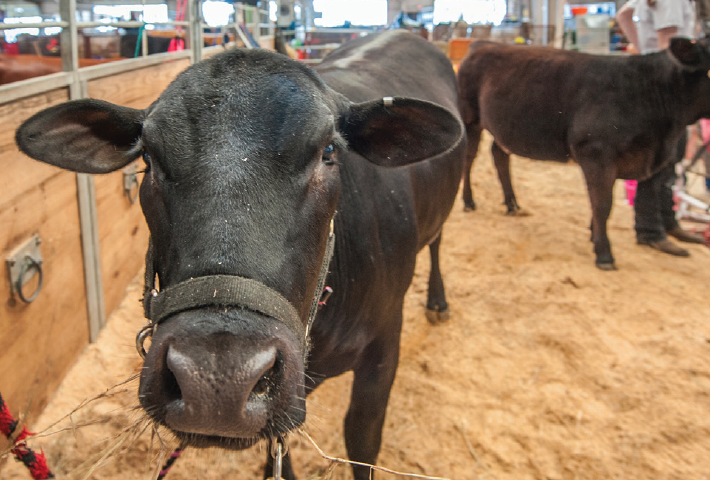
[
  {"left": 0, "top": 88, "right": 90, "bottom": 434},
  {"left": 87, "top": 59, "right": 190, "bottom": 316}
]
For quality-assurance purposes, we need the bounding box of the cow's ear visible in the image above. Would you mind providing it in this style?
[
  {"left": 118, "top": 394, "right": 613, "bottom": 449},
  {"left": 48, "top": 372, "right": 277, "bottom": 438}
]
[
  {"left": 668, "top": 37, "right": 710, "bottom": 70},
  {"left": 341, "top": 97, "right": 463, "bottom": 167},
  {"left": 16, "top": 99, "right": 144, "bottom": 174}
]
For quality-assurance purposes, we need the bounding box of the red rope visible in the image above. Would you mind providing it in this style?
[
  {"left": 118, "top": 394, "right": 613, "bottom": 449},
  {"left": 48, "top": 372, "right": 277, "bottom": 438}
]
[
  {"left": 157, "top": 446, "right": 184, "bottom": 479},
  {"left": 0, "top": 392, "right": 54, "bottom": 479}
]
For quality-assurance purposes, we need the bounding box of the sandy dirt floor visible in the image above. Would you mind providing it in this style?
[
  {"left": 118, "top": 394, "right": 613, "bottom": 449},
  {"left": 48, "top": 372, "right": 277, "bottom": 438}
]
[{"left": 3, "top": 132, "right": 710, "bottom": 480}]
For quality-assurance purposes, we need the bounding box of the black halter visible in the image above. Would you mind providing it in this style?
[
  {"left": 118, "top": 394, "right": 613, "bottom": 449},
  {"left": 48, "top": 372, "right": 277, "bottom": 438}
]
[{"left": 136, "top": 218, "right": 335, "bottom": 359}]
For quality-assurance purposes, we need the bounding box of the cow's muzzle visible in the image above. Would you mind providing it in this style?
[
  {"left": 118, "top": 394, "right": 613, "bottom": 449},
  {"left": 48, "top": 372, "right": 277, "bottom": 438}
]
[
  {"left": 136, "top": 220, "right": 335, "bottom": 446},
  {"left": 139, "top": 308, "right": 305, "bottom": 446}
]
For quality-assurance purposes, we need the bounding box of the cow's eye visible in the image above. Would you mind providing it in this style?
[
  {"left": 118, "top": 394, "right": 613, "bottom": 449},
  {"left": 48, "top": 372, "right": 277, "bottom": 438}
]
[{"left": 322, "top": 143, "right": 336, "bottom": 165}]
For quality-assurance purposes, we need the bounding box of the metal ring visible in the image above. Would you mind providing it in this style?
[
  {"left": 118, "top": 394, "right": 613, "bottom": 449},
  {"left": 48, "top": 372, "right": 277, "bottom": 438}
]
[
  {"left": 16, "top": 256, "right": 43, "bottom": 304},
  {"left": 135, "top": 324, "right": 153, "bottom": 359},
  {"left": 270, "top": 435, "right": 289, "bottom": 457},
  {"left": 269, "top": 440, "right": 284, "bottom": 480}
]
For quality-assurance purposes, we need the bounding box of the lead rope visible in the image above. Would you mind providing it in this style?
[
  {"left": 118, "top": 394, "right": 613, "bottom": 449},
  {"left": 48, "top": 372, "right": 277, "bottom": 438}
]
[{"left": 0, "top": 392, "right": 54, "bottom": 479}]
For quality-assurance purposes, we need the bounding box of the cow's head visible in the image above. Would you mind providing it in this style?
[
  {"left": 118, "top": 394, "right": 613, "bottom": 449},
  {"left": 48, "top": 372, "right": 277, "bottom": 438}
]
[
  {"left": 15, "top": 48, "right": 462, "bottom": 449},
  {"left": 668, "top": 37, "right": 710, "bottom": 71},
  {"left": 667, "top": 37, "right": 710, "bottom": 120}
]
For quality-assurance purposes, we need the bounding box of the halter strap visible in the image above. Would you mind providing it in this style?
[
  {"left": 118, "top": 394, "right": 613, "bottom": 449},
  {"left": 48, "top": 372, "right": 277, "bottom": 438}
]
[
  {"left": 145, "top": 274, "right": 303, "bottom": 340},
  {"left": 138, "top": 218, "right": 335, "bottom": 357}
]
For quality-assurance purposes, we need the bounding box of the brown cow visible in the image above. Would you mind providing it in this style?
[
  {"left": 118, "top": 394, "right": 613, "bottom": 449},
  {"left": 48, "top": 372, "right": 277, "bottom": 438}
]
[
  {"left": 458, "top": 39, "right": 710, "bottom": 269},
  {"left": 0, "top": 59, "right": 59, "bottom": 85}
]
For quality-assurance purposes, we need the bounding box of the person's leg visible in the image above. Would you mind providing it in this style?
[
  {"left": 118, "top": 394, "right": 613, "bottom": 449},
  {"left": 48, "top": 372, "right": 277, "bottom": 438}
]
[{"left": 635, "top": 169, "right": 690, "bottom": 256}]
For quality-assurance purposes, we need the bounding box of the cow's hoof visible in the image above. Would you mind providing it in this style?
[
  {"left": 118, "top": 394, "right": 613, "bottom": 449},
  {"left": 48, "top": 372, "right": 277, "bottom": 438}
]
[
  {"left": 425, "top": 308, "right": 450, "bottom": 325},
  {"left": 463, "top": 202, "right": 476, "bottom": 212},
  {"left": 595, "top": 261, "right": 617, "bottom": 271},
  {"left": 505, "top": 208, "right": 531, "bottom": 217}
]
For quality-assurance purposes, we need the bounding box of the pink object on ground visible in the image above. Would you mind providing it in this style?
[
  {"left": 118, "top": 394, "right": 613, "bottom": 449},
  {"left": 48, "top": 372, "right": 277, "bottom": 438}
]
[{"left": 625, "top": 180, "right": 637, "bottom": 206}]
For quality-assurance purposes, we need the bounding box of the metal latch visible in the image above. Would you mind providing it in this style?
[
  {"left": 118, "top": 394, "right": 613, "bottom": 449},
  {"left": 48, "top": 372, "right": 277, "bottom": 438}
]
[
  {"left": 6, "top": 235, "right": 43, "bottom": 304},
  {"left": 123, "top": 163, "right": 139, "bottom": 204}
]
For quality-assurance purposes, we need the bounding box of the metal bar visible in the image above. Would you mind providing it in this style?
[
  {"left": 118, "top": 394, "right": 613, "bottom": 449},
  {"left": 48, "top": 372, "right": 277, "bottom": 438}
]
[
  {"left": 676, "top": 192, "right": 710, "bottom": 211},
  {"left": 59, "top": 0, "right": 106, "bottom": 342},
  {"left": 77, "top": 21, "right": 191, "bottom": 28},
  {"left": 59, "top": 0, "right": 78, "bottom": 73},
  {"left": 294, "top": 44, "right": 340, "bottom": 50},
  {"left": 235, "top": 23, "right": 253, "bottom": 49},
  {"left": 0, "top": 22, "right": 68, "bottom": 30},
  {"left": 0, "top": 72, "right": 71, "bottom": 105},
  {"left": 190, "top": 0, "right": 203, "bottom": 63},
  {"left": 76, "top": 172, "right": 106, "bottom": 343},
  {"left": 0, "top": 21, "right": 191, "bottom": 30},
  {"left": 140, "top": 0, "right": 148, "bottom": 57}
]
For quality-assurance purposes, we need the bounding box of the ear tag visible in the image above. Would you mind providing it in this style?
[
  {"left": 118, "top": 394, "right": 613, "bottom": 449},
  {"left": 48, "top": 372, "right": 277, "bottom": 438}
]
[
  {"left": 383, "top": 96, "right": 394, "bottom": 107},
  {"left": 707, "top": 70, "right": 710, "bottom": 78}
]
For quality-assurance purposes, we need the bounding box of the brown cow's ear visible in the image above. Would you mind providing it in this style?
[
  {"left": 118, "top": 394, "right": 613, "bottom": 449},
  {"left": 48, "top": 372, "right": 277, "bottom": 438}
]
[
  {"left": 668, "top": 37, "right": 710, "bottom": 70},
  {"left": 16, "top": 99, "right": 144, "bottom": 174},
  {"left": 340, "top": 97, "right": 463, "bottom": 167}
]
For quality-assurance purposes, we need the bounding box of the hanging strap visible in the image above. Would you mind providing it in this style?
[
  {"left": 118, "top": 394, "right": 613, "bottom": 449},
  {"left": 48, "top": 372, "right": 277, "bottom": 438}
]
[{"left": 306, "top": 218, "right": 334, "bottom": 338}]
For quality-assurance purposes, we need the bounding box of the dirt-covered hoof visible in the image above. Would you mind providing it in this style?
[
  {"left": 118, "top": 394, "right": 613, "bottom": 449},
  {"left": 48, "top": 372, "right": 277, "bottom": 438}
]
[
  {"left": 595, "top": 261, "right": 617, "bottom": 271},
  {"left": 505, "top": 208, "right": 531, "bottom": 217},
  {"left": 463, "top": 202, "right": 476, "bottom": 212},
  {"left": 425, "top": 308, "right": 450, "bottom": 325}
]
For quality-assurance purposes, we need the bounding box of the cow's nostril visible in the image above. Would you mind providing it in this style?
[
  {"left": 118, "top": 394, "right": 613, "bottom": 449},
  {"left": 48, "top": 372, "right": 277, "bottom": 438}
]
[
  {"left": 164, "top": 364, "right": 182, "bottom": 403},
  {"left": 252, "top": 374, "right": 270, "bottom": 395},
  {"left": 250, "top": 355, "right": 281, "bottom": 398}
]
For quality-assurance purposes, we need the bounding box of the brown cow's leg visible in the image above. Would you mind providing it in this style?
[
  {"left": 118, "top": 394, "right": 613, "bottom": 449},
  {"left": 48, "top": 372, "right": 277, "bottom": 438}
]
[
  {"left": 345, "top": 331, "right": 401, "bottom": 480},
  {"left": 425, "top": 232, "right": 449, "bottom": 324},
  {"left": 492, "top": 141, "right": 522, "bottom": 215},
  {"left": 580, "top": 162, "right": 617, "bottom": 270},
  {"left": 462, "top": 127, "right": 482, "bottom": 211}
]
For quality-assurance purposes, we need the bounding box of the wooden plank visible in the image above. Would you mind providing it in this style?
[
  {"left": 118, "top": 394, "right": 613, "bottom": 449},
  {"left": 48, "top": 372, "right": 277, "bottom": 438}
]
[
  {"left": 87, "top": 58, "right": 189, "bottom": 108},
  {"left": 88, "top": 60, "right": 188, "bottom": 316},
  {"left": 0, "top": 89, "right": 70, "bottom": 209},
  {"left": 0, "top": 170, "right": 89, "bottom": 430}
]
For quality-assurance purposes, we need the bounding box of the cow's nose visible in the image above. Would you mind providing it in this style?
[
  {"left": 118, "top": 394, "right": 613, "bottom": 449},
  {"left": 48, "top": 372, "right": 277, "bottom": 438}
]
[
  {"left": 139, "top": 311, "right": 306, "bottom": 442},
  {"left": 162, "top": 343, "right": 278, "bottom": 437}
]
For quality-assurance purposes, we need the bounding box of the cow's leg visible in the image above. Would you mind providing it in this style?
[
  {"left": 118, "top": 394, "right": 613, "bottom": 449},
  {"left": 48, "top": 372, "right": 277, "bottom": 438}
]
[
  {"left": 580, "top": 161, "right": 617, "bottom": 270},
  {"left": 462, "top": 126, "right": 482, "bottom": 211},
  {"left": 345, "top": 331, "right": 401, "bottom": 480},
  {"left": 263, "top": 449, "right": 295, "bottom": 480},
  {"left": 425, "top": 232, "right": 449, "bottom": 324},
  {"left": 491, "top": 140, "right": 522, "bottom": 215}
]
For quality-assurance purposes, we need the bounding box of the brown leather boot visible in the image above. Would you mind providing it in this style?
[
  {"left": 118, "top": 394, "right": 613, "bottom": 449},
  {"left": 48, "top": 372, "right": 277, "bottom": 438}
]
[
  {"left": 637, "top": 238, "right": 690, "bottom": 257},
  {"left": 667, "top": 227, "right": 709, "bottom": 245}
]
